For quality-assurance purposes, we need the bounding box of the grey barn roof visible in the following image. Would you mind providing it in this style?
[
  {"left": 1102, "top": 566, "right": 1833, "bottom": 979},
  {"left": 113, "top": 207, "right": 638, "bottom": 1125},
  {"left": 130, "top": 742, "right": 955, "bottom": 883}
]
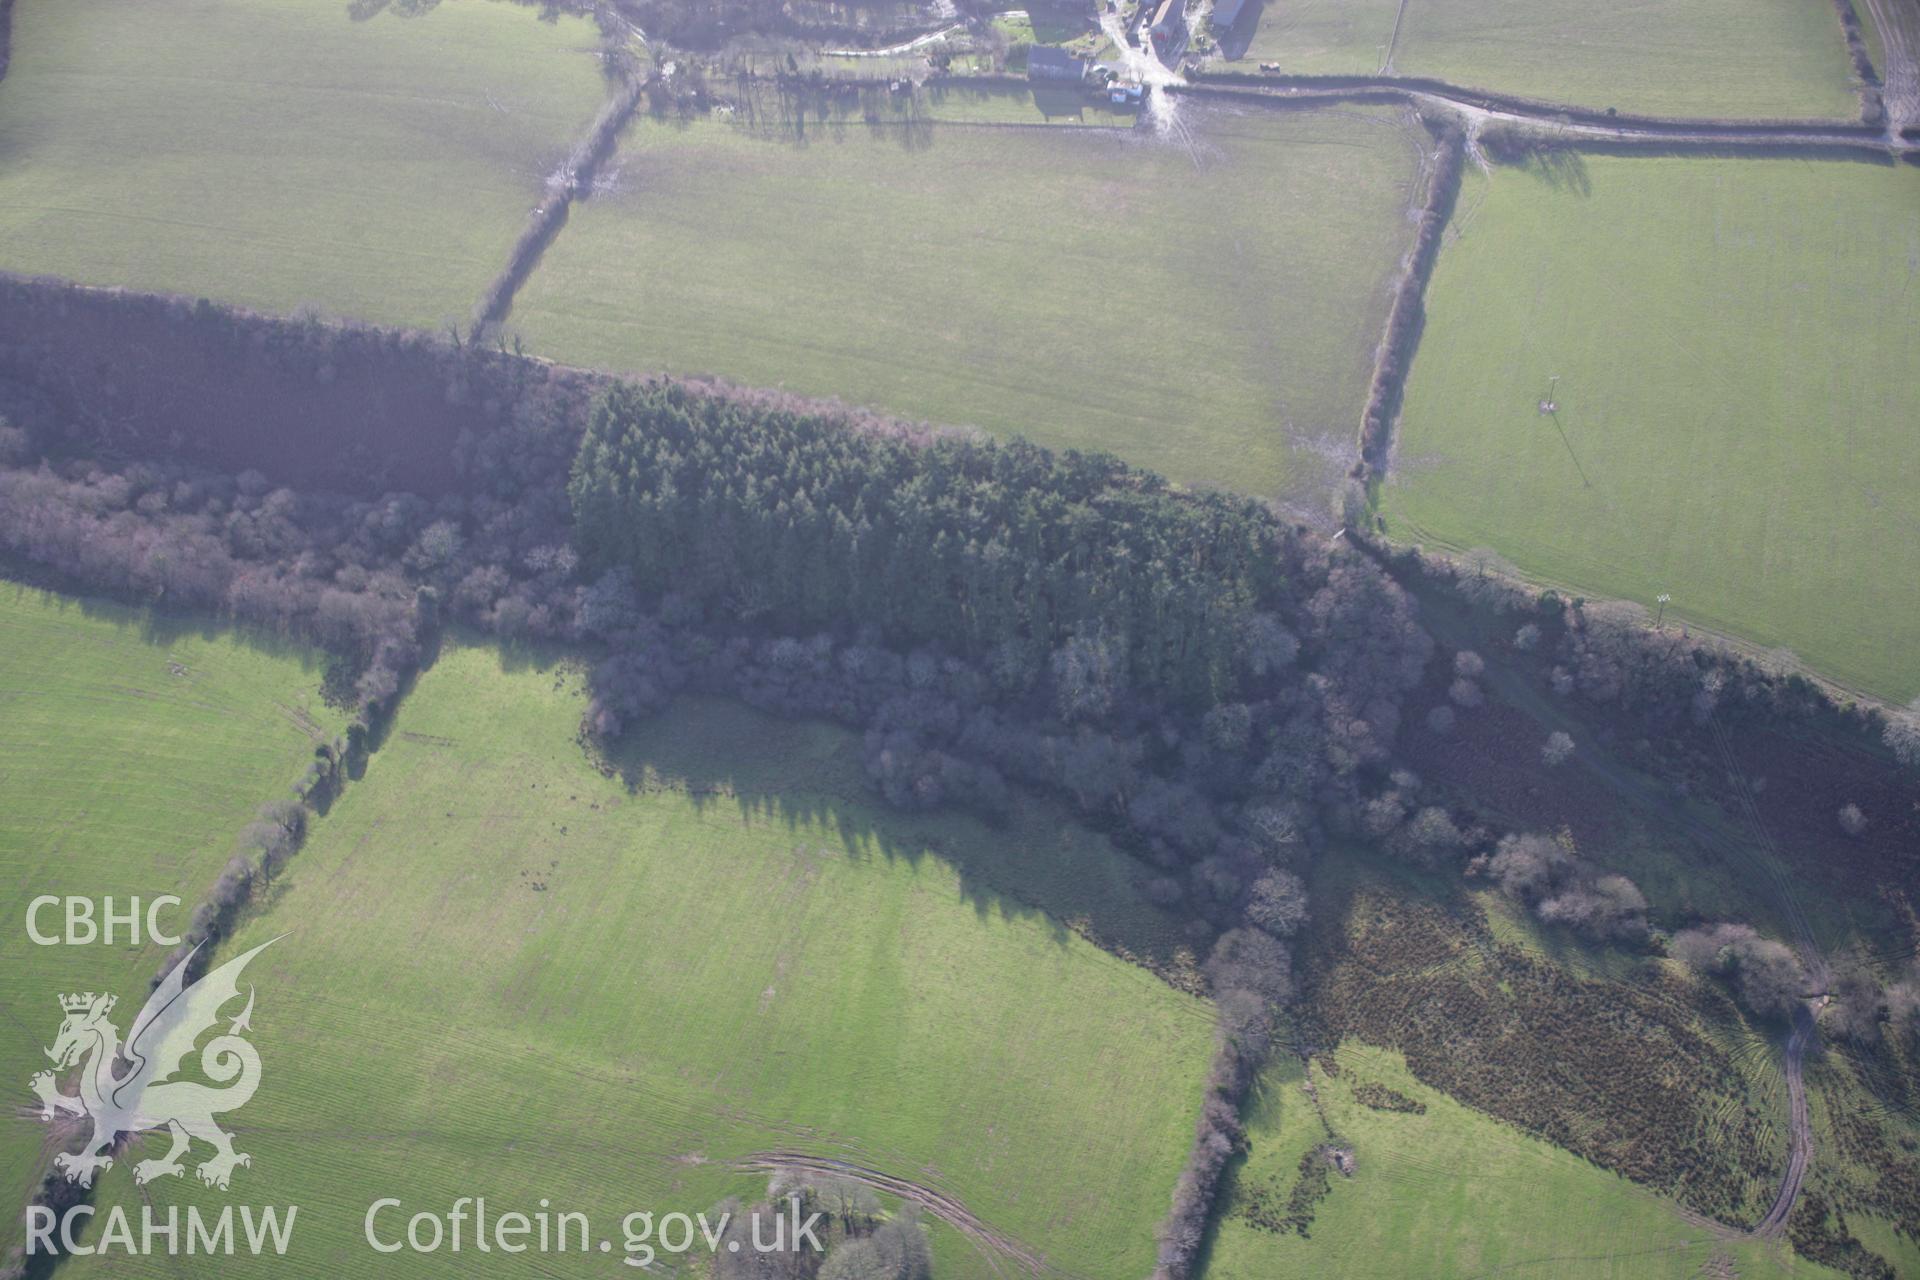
[{"left": 1027, "top": 45, "right": 1088, "bottom": 80}]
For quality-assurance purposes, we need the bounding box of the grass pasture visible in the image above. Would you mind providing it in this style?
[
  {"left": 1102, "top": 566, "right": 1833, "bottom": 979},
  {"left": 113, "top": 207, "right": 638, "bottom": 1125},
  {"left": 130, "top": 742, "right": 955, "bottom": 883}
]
[
  {"left": 0, "top": 585, "right": 342, "bottom": 1259},
  {"left": 1200, "top": 1043, "right": 1841, "bottom": 1280},
  {"left": 0, "top": 0, "right": 608, "bottom": 327},
  {"left": 66, "top": 641, "right": 1214, "bottom": 1279},
  {"left": 1227, "top": 0, "right": 1861, "bottom": 119},
  {"left": 510, "top": 102, "right": 1425, "bottom": 509},
  {"left": 1381, "top": 154, "right": 1920, "bottom": 705}
]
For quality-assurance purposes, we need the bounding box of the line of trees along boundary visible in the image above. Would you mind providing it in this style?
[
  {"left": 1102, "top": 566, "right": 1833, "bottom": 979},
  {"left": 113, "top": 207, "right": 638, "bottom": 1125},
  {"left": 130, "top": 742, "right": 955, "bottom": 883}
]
[
  {"left": 1184, "top": 69, "right": 1891, "bottom": 136},
  {"left": 473, "top": 54, "right": 647, "bottom": 335},
  {"left": 1194, "top": 91, "right": 1914, "bottom": 509},
  {"left": 1178, "top": 82, "right": 1910, "bottom": 159},
  {"left": 1831, "top": 0, "right": 1888, "bottom": 125},
  {"left": 5, "top": 634, "right": 417, "bottom": 1280},
  {"left": 1355, "top": 116, "right": 1462, "bottom": 485}
]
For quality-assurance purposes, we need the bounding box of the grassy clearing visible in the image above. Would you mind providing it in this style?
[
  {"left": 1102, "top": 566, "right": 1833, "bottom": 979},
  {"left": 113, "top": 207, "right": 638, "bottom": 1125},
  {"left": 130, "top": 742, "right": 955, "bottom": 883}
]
[
  {"left": 0, "top": 0, "right": 607, "bottom": 327},
  {"left": 0, "top": 584, "right": 341, "bottom": 1256},
  {"left": 1200, "top": 1042, "right": 1841, "bottom": 1280},
  {"left": 1229, "top": 0, "right": 1860, "bottom": 118},
  {"left": 1381, "top": 155, "right": 1920, "bottom": 705},
  {"left": 68, "top": 641, "right": 1213, "bottom": 1279},
  {"left": 511, "top": 102, "right": 1424, "bottom": 510}
]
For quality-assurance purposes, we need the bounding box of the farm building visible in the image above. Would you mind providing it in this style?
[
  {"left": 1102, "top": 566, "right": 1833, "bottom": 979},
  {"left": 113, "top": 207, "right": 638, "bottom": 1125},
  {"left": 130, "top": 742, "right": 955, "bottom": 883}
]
[
  {"left": 1028, "top": 45, "right": 1091, "bottom": 82},
  {"left": 1210, "top": 0, "right": 1246, "bottom": 30},
  {"left": 1148, "top": 0, "right": 1186, "bottom": 49}
]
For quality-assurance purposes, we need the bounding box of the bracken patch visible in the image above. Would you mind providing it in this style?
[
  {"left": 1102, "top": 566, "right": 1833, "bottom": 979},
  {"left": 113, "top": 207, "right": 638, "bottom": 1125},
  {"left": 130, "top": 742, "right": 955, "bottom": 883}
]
[{"left": 1300, "top": 878, "right": 1781, "bottom": 1225}]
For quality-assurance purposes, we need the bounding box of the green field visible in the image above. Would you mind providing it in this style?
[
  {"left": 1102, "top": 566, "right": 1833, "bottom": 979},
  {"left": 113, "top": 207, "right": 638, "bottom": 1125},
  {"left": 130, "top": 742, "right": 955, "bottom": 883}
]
[
  {"left": 1381, "top": 155, "right": 1920, "bottom": 704},
  {"left": 1200, "top": 1042, "right": 1841, "bottom": 1280},
  {"left": 67, "top": 641, "right": 1213, "bottom": 1279},
  {"left": 0, "top": 0, "right": 607, "bottom": 327},
  {"left": 511, "top": 103, "right": 1424, "bottom": 508},
  {"left": 1227, "top": 0, "right": 1860, "bottom": 119},
  {"left": 0, "top": 585, "right": 342, "bottom": 1260}
]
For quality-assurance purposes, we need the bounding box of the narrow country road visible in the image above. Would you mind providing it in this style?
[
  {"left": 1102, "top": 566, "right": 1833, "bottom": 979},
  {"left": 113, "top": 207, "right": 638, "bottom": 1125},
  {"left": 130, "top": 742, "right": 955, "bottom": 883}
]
[{"left": 1176, "top": 77, "right": 1919, "bottom": 157}]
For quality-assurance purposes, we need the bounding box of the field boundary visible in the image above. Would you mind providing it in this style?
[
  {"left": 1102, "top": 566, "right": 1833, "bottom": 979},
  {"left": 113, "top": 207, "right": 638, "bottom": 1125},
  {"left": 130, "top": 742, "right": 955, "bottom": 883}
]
[
  {"left": 1184, "top": 74, "right": 1917, "bottom": 570},
  {"left": 474, "top": 48, "right": 647, "bottom": 334},
  {"left": 6, "top": 615, "right": 409, "bottom": 1280},
  {"left": 1176, "top": 81, "right": 1912, "bottom": 160},
  {"left": 0, "top": 0, "right": 13, "bottom": 85},
  {"left": 1186, "top": 69, "right": 1888, "bottom": 134},
  {"left": 1831, "top": 0, "right": 1888, "bottom": 126},
  {"left": 1380, "top": 525, "right": 1905, "bottom": 714},
  {"left": 479, "top": 70, "right": 1138, "bottom": 333},
  {"left": 1355, "top": 117, "right": 1463, "bottom": 482}
]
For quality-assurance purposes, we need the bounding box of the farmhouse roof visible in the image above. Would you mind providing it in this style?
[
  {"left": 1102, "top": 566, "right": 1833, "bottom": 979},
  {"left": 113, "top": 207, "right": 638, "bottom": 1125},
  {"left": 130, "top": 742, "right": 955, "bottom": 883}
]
[{"left": 1027, "top": 45, "right": 1089, "bottom": 80}]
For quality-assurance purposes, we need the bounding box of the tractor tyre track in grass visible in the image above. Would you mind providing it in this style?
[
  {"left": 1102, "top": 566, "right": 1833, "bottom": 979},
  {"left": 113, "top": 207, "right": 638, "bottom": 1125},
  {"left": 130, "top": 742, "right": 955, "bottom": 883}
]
[
  {"left": 1860, "top": 0, "right": 1920, "bottom": 131},
  {"left": 1379, "top": 0, "right": 1409, "bottom": 75},
  {"left": 1754, "top": 1006, "right": 1815, "bottom": 1238},
  {"left": 737, "top": 1151, "right": 1074, "bottom": 1279}
]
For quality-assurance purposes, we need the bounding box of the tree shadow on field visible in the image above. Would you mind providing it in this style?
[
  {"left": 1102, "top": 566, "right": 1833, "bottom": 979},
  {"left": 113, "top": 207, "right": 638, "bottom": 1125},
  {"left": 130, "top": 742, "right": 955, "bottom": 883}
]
[
  {"left": 1518, "top": 148, "right": 1591, "bottom": 197},
  {"left": 1031, "top": 87, "right": 1088, "bottom": 121},
  {"left": 600, "top": 694, "right": 1198, "bottom": 979},
  {"left": 732, "top": 79, "right": 938, "bottom": 151},
  {"left": 0, "top": 575, "right": 336, "bottom": 684}
]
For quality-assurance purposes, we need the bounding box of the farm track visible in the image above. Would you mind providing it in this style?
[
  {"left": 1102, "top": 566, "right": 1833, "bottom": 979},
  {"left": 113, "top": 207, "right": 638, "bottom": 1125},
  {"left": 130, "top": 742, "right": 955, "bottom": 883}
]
[
  {"left": 736, "top": 1151, "right": 1073, "bottom": 1278},
  {"left": 1754, "top": 1007, "right": 1815, "bottom": 1237},
  {"left": 1861, "top": 0, "right": 1920, "bottom": 130},
  {"left": 1379, "top": 0, "right": 1409, "bottom": 74}
]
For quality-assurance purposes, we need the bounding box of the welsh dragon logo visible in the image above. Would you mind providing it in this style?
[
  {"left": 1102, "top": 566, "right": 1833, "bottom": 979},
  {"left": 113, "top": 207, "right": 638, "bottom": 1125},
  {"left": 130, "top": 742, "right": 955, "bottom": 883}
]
[{"left": 30, "top": 938, "right": 278, "bottom": 1191}]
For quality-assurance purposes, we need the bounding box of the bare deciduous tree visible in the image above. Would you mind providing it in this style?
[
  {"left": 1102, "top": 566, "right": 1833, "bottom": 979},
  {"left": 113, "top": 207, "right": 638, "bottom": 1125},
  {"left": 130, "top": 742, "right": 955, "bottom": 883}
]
[{"left": 1246, "top": 870, "right": 1309, "bottom": 938}]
